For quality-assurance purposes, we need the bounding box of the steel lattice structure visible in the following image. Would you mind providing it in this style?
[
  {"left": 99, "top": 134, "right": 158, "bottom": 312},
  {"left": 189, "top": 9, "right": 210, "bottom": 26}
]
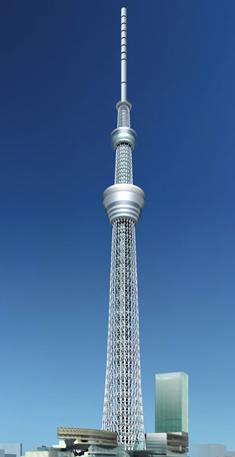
[{"left": 102, "top": 8, "right": 145, "bottom": 451}]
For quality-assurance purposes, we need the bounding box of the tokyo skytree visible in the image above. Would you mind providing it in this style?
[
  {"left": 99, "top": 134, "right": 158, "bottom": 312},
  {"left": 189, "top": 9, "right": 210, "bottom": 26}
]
[{"left": 102, "top": 7, "right": 145, "bottom": 451}]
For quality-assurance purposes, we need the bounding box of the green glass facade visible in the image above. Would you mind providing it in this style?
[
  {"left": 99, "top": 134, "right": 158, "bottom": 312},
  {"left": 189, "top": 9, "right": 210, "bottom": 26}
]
[{"left": 155, "top": 372, "right": 188, "bottom": 433}]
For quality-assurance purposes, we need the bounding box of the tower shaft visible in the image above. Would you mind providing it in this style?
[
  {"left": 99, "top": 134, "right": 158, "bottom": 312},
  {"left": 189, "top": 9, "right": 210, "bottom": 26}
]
[{"left": 102, "top": 8, "right": 145, "bottom": 450}]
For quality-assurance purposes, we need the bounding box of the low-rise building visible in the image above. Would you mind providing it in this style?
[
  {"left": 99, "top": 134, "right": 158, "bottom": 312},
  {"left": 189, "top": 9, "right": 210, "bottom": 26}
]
[
  {"left": 191, "top": 444, "right": 235, "bottom": 457},
  {"left": 146, "top": 432, "right": 188, "bottom": 456},
  {"left": 24, "top": 447, "right": 73, "bottom": 457},
  {"left": 0, "top": 443, "right": 22, "bottom": 457}
]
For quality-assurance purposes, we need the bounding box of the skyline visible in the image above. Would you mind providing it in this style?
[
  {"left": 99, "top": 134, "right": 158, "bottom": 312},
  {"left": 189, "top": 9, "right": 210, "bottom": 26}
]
[{"left": 0, "top": 0, "right": 234, "bottom": 452}]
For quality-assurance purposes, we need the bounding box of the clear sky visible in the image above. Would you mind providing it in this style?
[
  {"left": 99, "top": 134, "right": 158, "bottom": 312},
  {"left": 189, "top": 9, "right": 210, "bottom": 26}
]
[{"left": 0, "top": 0, "right": 234, "bottom": 452}]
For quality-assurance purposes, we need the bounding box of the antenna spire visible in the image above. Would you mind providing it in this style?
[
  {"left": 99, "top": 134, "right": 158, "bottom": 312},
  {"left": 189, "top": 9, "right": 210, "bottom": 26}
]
[{"left": 121, "top": 7, "right": 127, "bottom": 101}]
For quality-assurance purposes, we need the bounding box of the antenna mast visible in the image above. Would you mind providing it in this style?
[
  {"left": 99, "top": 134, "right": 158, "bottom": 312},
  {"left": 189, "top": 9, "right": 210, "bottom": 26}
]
[{"left": 121, "top": 7, "right": 127, "bottom": 102}]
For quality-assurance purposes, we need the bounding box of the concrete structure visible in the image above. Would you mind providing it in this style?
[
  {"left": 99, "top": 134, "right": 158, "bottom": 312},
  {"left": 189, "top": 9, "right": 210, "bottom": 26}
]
[
  {"left": 146, "top": 433, "right": 188, "bottom": 456},
  {"left": 102, "top": 7, "right": 145, "bottom": 450},
  {"left": 24, "top": 447, "right": 72, "bottom": 457},
  {"left": 54, "top": 431, "right": 131, "bottom": 457},
  {"left": 0, "top": 444, "right": 22, "bottom": 457},
  {"left": 57, "top": 427, "right": 117, "bottom": 450},
  {"left": 155, "top": 373, "right": 188, "bottom": 434}
]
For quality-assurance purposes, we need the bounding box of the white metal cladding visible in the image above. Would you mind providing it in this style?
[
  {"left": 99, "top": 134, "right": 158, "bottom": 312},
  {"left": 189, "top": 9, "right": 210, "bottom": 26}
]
[
  {"left": 103, "top": 184, "right": 144, "bottom": 224},
  {"left": 102, "top": 8, "right": 145, "bottom": 450}
]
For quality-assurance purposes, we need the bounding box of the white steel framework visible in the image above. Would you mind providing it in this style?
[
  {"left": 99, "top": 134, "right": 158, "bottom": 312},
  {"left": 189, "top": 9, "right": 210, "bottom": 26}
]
[{"left": 102, "top": 8, "right": 145, "bottom": 450}]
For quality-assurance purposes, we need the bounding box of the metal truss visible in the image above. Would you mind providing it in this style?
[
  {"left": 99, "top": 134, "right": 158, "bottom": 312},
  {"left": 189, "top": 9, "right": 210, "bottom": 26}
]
[
  {"left": 102, "top": 8, "right": 145, "bottom": 450},
  {"left": 102, "top": 22, "right": 145, "bottom": 446},
  {"left": 102, "top": 216, "right": 145, "bottom": 450}
]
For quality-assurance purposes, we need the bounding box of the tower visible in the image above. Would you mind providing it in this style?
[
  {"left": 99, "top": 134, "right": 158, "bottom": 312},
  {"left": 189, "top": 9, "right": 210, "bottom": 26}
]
[{"left": 102, "top": 7, "right": 145, "bottom": 451}]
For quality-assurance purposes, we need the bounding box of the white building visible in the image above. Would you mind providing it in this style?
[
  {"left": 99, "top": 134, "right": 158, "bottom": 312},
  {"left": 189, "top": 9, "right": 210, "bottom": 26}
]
[
  {"left": 146, "top": 432, "right": 188, "bottom": 456},
  {"left": 0, "top": 443, "right": 22, "bottom": 457},
  {"left": 23, "top": 447, "right": 72, "bottom": 457}
]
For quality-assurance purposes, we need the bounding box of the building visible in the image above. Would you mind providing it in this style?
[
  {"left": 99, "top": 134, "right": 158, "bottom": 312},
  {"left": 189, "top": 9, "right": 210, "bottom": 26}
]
[
  {"left": 149, "top": 373, "right": 189, "bottom": 457},
  {"left": 102, "top": 7, "right": 145, "bottom": 451},
  {"left": 57, "top": 427, "right": 117, "bottom": 450},
  {"left": 155, "top": 373, "right": 188, "bottom": 434},
  {"left": 0, "top": 444, "right": 22, "bottom": 457},
  {"left": 24, "top": 447, "right": 72, "bottom": 457},
  {"left": 191, "top": 445, "right": 235, "bottom": 457},
  {"left": 146, "top": 432, "right": 188, "bottom": 456}
]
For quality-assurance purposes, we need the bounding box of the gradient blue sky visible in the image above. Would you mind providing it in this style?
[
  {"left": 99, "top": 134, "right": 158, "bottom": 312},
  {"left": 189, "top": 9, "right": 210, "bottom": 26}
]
[{"left": 0, "top": 0, "right": 234, "bottom": 452}]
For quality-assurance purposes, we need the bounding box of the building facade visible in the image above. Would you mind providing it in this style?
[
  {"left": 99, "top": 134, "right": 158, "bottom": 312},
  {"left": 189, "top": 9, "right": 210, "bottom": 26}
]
[
  {"left": 146, "top": 432, "right": 188, "bottom": 456},
  {"left": 24, "top": 447, "right": 72, "bottom": 457},
  {"left": 155, "top": 373, "right": 188, "bottom": 434},
  {"left": 0, "top": 444, "right": 22, "bottom": 457}
]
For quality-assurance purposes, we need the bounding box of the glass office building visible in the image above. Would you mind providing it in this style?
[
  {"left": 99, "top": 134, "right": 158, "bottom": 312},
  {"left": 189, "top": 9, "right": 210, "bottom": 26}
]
[{"left": 155, "top": 373, "right": 188, "bottom": 433}]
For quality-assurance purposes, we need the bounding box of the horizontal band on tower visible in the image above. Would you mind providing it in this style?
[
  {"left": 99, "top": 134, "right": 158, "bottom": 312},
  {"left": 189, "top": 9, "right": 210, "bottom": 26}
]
[
  {"left": 111, "top": 127, "right": 136, "bottom": 150},
  {"left": 103, "top": 183, "right": 144, "bottom": 224}
]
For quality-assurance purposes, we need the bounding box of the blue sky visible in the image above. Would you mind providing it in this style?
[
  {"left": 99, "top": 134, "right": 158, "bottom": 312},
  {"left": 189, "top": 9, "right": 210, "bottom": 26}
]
[{"left": 0, "top": 0, "right": 234, "bottom": 452}]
